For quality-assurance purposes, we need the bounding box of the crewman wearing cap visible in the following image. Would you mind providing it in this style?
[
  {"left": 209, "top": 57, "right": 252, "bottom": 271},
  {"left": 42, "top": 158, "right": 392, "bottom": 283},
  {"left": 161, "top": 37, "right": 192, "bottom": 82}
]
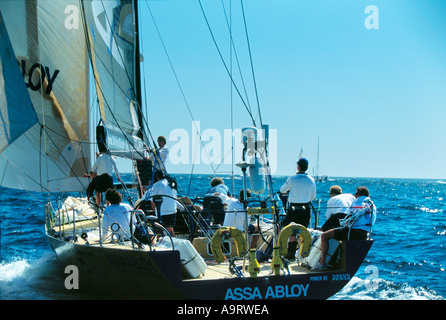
[{"left": 279, "top": 158, "right": 316, "bottom": 260}]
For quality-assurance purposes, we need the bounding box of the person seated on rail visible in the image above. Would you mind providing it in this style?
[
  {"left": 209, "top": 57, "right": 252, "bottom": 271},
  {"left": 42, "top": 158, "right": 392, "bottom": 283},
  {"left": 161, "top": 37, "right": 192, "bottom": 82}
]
[
  {"left": 314, "top": 186, "right": 377, "bottom": 270},
  {"left": 321, "top": 185, "right": 356, "bottom": 231}
]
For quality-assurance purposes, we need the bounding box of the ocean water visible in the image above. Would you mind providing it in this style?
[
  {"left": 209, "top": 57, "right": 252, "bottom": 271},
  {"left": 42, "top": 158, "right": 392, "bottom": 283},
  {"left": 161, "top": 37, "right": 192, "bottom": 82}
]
[{"left": 1, "top": 175, "right": 445, "bottom": 300}]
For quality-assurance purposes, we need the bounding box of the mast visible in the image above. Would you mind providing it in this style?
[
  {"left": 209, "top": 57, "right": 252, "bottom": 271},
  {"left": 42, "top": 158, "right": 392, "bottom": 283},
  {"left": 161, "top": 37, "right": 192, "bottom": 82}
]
[
  {"left": 316, "top": 136, "right": 320, "bottom": 179},
  {"left": 133, "top": 0, "right": 144, "bottom": 141}
]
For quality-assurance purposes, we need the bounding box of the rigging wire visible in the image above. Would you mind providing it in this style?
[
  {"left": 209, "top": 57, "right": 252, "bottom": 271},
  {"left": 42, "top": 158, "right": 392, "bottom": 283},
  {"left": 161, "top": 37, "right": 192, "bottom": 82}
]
[
  {"left": 239, "top": 0, "right": 277, "bottom": 199},
  {"left": 228, "top": 0, "right": 235, "bottom": 196},
  {"left": 239, "top": 0, "right": 263, "bottom": 128},
  {"left": 144, "top": 0, "right": 262, "bottom": 191},
  {"left": 219, "top": 0, "right": 254, "bottom": 118},
  {"left": 209, "top": 0, "right": 276, "bottom": 199},
  {"left": 198, "top": 0, "right": 257, "bottom": 127},
  {"left": 199, "top": 0, "right": 277, "bottom": 200},
  {"left": 144, "top": 1, "right": 219, "bottom": 178},
  {"left": 221, "top": 0, "right": 237, "bottom": 195}
]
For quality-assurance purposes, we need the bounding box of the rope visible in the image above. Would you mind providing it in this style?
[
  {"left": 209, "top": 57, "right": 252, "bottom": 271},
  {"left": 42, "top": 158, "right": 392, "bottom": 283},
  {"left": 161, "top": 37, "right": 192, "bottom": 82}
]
[
  {"left": 144, "top": 1, "right": 219, "bottom": 180},
  {"left": 198, "top": 0, "right": 257, "bottom": 127},
  {"left": 240, "top": 0, "right": 263, "bottom": 128}
]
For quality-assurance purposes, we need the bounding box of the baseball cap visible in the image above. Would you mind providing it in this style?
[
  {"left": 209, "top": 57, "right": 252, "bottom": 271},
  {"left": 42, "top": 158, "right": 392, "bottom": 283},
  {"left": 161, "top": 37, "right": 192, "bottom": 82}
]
[{"left": 297, "top": 158, "right": 309, "bottom": 167}]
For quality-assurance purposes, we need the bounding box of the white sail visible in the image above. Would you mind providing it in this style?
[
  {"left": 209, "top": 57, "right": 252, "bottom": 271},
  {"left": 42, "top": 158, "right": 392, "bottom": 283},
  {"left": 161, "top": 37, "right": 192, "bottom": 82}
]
[
  {"left": 81, "top": 0, "right": 145, "bottom": 158},
  {"left": 0, "top": 13, "right": 38, "bottom": 154},
  {"left": 0, "top": 0, "right": 91, "bottom": 192}
]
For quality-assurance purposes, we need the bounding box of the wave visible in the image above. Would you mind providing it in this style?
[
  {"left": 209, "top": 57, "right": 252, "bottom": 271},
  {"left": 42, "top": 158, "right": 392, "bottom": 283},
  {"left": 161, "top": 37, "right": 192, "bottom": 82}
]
[
  {"left": 331, "top": 276, "right": 445, "bottom": 300},
  {"left": 0, "top": 258, "right": 30, "bottom": 282},
  {"left": 2, "top": 177, "right": 445, "bottom": 300},
  {"left": 0, "top": 253, "right": 86, "bottom": 300}
]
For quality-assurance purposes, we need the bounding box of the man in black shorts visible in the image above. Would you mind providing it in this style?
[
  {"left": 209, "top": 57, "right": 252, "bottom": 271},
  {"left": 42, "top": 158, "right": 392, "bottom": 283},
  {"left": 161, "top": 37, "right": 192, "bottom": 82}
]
[
  {"left": 314, "top": 186, "right": 377, "bottom": 270},
  {"left": 84, "top": 146, "right": 117, "bottom": 207},
  {"left": 279, "top": 158, "right": 316, "bottom": 260}
]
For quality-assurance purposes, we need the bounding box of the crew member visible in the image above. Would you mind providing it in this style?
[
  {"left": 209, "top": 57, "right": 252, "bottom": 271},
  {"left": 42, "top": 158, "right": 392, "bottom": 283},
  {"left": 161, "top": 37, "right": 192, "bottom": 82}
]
[{"left": 280, "top": 158, "right": 316, "bottom": 260}]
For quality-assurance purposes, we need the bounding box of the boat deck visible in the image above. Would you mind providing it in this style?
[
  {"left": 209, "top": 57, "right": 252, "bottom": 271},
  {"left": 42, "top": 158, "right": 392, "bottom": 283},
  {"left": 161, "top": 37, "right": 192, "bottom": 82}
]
[
  {"left": 53, "top": 217, "right": 100, "bottom": 234},
  {"left": 49, "top": 201, "right": 346, "bottom": 283},
  {"left": 191, "top": 259, "right": 314, "bottom": 281},
  {"left": 52, "top": 221, "right": 329, "bottom": 279}
]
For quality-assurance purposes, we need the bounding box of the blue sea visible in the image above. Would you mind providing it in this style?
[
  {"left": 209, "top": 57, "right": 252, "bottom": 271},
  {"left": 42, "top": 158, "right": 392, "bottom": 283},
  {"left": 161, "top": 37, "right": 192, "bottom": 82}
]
[{"left": 1, "top": 174, "right": 445, "bottom": 300}]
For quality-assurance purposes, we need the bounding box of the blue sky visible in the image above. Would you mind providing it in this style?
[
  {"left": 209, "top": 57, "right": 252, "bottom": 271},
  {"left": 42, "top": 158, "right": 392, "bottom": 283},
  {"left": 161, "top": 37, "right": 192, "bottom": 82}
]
[{"left": 133, "top": 0, "right": 446, "bottom": 179}]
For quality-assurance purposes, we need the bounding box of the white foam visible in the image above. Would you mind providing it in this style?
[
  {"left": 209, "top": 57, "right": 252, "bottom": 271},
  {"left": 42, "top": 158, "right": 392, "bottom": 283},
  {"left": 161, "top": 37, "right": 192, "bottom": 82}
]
[
  {"left": 0, "top": 253, "right": 61, "bottom": 299},
  {"left": 331, "top": 276, "right": 445, "bottom": 300},
  {"left": 0, "top": 259, "right": 30, "bottom": 282}
]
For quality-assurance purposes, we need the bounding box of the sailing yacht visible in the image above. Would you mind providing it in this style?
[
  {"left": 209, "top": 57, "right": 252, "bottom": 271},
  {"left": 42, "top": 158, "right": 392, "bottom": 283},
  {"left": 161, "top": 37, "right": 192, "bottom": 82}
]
[
  {"left": 0, "top": 0, "right": 373, "bottom": 300},
  {"left": 314, "top": 137, "right": 328, "bottom": 182}
]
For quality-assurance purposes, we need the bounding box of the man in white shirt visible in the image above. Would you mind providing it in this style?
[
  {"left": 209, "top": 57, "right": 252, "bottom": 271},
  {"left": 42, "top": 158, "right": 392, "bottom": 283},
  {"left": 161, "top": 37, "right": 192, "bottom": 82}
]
[
  {"left": 84, "top": 149, "right": 119, "bottom": 207},
  {"left": 219, "top": 190, "right": 247, "bottom": 230},
  {"left": 217, "top": 189, "right": 260, "bottom": 249},
  {"left": 315, "top": 186, "right": 377, "bottom": 270},
  {"left": 101, "top": 188, "right": 134, "bottom": 241},
  {"left": 149, "top": 136, "right": 169, "bottom": 172},
  {"left": 321, "top": 185, "right": 356, "bottom": 231},
  {"left": 279, "top": 158, "right": 316, "bottom": 260},
  {"left": 280, "top": 158, "right": 316, "bottom": 227},
  {"left": 144, "top": 170, "right": 177, "bottom": 236}
]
